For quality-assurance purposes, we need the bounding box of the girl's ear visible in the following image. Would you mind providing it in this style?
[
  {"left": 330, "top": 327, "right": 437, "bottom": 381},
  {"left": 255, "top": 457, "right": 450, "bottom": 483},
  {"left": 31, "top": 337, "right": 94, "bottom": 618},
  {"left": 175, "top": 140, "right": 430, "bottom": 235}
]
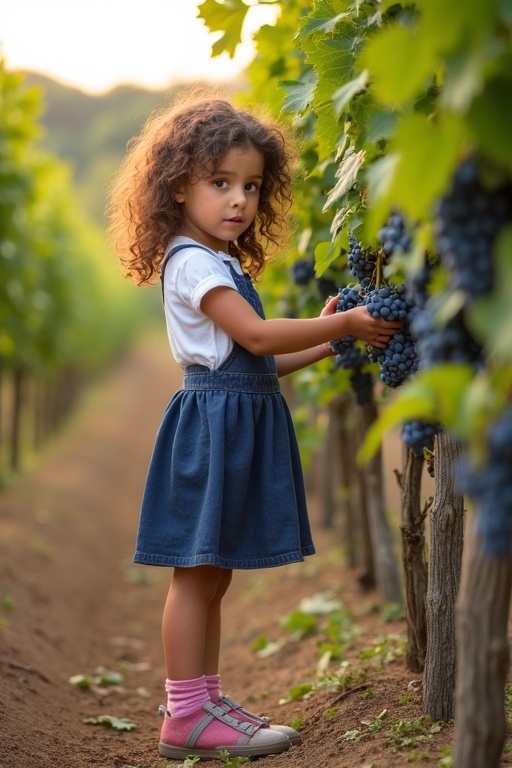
[{"left": 174, "top": 189, "right": 185, "bottom": 203}]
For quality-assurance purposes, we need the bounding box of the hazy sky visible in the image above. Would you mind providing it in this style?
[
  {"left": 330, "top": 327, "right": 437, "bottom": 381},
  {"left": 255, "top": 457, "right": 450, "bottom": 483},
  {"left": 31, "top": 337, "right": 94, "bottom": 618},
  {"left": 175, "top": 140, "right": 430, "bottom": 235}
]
[{"left": 0, "top": 0, "right": 277, "bottom": 94}]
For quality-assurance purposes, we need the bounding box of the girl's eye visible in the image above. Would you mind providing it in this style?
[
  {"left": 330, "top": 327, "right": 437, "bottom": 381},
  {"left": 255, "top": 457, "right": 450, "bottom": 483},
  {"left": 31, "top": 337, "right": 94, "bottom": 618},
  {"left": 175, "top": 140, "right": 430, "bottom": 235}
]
[
  {"left": 245, "top": 183, "right": 259, "bottom": 192},
  {"left": 213, "top": 179, "right": 227, "bottom": 188}
]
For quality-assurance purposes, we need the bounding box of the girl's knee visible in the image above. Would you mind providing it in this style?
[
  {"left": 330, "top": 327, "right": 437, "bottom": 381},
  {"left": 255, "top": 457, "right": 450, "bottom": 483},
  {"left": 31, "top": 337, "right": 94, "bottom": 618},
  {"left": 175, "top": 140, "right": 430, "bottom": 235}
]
[{"left": 172, "top": 566, "right": 230, "bottom": 601}]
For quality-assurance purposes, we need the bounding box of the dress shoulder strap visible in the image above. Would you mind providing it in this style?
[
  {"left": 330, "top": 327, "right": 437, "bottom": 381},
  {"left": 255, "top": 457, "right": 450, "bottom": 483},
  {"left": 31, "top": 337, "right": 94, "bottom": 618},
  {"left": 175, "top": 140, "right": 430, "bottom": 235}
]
[{"left": 160, "top": 243, "right": 217, "bottom": 302}]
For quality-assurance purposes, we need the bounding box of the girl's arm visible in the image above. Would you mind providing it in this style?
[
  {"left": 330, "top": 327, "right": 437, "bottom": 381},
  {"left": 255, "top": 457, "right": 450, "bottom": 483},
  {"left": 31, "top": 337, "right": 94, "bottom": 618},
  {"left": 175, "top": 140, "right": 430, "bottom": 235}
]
[
  {"left": 274, "top": 295, "right": 338, "bottom": 377},
  {"left": 201, "top": 288, "right": 400, "bottom": 357}
]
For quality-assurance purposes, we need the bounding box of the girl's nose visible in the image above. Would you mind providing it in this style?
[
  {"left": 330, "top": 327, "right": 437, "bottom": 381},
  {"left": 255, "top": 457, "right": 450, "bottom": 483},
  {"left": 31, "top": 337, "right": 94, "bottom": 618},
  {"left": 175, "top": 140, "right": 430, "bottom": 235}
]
[{"left": 231, "top": 187, "right": 247, "bottom": 207}]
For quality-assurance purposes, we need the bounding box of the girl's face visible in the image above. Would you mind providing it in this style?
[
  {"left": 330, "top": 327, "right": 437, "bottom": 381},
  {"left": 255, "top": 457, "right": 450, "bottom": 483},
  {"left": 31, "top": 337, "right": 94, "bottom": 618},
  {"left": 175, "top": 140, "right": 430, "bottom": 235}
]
[{"left": 174, "top": 144, "right": 264, "bottom": 252}]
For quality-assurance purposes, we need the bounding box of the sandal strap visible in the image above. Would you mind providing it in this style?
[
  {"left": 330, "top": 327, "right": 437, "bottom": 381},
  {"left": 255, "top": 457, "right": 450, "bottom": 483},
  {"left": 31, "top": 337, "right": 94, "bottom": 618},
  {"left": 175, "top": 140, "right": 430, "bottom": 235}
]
[
  {"left": 219, "top": 694, "right": 271, "bottom": 724},
  {"left": 186, "top": 702, "right": 259, "bottom": 748}
]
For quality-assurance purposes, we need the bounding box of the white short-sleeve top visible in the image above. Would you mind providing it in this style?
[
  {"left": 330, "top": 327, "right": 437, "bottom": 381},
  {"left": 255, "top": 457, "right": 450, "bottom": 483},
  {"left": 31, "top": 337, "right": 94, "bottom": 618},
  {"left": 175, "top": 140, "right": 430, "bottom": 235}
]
[{"left": 162, "top": 236, "right": 245, "bottom": 370}]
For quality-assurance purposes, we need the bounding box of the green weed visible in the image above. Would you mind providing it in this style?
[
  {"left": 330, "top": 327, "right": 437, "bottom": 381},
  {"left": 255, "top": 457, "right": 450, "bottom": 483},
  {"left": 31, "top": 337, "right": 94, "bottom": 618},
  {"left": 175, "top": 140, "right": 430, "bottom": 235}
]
[
  {"left": 358, "top": 634, "right": 407, "bottom": 666},
  {"left": 344, "top": 709, "right": 388, "bottom": 742},
  {"left": 438, "top": 747, "right": 453, "bottom": 767},
  {"left": 69, "top": 666, "right": 124, "bottom": 689},
  {"left": 218, "top": 750, "right": 249, "bottom": 767},
  {"left": 344, "top": 712, "right": 444, "bottom": 751},
  {"left": 280, "top": 609, "right": 318, "bottom": 638},
  {"left": 386, "top": 716, "right": 442, "bottom": 750},
  {"left": 282, "top": 682, "right": 314, "bottom": 702},
  {"left": 174, "top": 758, "right": 200, "bottom": 768}
]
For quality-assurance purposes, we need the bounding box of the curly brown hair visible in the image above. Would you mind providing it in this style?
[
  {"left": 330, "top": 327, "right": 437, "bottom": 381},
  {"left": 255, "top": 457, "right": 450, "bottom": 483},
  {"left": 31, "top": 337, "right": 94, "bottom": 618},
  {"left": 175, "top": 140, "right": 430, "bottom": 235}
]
[{"left": 107, "top": 89, "right": 296, "bottom": 285}]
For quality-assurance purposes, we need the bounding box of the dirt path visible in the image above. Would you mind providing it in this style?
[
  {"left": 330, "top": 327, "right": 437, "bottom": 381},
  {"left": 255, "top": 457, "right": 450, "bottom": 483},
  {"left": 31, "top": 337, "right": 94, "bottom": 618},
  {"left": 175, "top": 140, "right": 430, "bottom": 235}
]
[{"left": 0, "top": 338, "right": 490, "bottom": 768}]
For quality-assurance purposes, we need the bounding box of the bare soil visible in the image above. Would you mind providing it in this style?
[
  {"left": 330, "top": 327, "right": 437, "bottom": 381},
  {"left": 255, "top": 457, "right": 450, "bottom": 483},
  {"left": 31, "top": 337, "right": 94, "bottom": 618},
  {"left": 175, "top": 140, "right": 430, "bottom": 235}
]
[{"left": 0, "top": 338, "right": 509, "bottom": 768}]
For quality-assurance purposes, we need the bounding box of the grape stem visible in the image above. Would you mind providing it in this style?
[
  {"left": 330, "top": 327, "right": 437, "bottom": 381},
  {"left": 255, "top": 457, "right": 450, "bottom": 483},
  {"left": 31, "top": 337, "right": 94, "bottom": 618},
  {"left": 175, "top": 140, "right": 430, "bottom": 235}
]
[{"left": 376, "top": 250, "right": 384, "bottom": 289}]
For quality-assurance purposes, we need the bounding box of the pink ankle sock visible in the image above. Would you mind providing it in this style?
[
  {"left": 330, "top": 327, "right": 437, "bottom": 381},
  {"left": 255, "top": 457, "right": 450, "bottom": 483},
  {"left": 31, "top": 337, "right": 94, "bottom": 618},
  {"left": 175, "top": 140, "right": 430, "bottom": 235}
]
[
  {"left": 205, "top": 673, "right": 222, "bottom": 702},
  {"left": 165, "top": 675, "right": 209, "bottom": 718}
]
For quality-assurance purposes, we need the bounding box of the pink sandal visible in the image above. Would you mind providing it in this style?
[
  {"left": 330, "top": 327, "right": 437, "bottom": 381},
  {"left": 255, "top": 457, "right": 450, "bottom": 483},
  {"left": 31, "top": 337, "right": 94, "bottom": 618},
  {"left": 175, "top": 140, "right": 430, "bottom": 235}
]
[
  {"left": 217, "top": 693, "right": 302, "bottom": 746},
  {"left": 158, "top": 701, "right": 290, "bottom": 759}
]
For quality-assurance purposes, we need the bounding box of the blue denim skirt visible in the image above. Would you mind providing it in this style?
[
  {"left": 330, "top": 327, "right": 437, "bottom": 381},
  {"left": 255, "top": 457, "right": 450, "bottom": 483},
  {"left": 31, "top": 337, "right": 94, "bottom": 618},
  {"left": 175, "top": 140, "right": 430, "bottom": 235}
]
[{"left": 133, "top": 358, "right": 315, "bottom": 570}]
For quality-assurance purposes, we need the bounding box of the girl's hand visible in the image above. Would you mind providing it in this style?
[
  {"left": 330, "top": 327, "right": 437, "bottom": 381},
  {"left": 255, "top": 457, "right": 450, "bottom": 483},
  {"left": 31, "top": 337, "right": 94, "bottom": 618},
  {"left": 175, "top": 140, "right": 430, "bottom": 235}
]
[
  {"left": 320, "top": 295, "right": 338, "bottom": 318},
  {"left": 344, "top": 305, "right": 401, "bottom": 349},
  {"left": 320, "top": 296, "right": 340, "bottom": 356}
]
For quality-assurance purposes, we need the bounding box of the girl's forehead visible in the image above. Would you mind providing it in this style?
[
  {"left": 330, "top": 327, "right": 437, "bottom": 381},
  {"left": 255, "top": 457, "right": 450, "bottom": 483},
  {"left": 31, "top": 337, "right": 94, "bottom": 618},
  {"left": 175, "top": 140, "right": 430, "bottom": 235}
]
[{"left": 215, "top": 144, "right": 265, "bottom": 172}]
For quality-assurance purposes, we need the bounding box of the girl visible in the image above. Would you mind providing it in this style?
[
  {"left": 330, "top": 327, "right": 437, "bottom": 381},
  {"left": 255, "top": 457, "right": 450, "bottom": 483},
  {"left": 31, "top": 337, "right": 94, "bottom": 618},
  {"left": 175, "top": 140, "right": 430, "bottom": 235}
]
[{"left": 107, "top": 92, "right": 399, "bottom": 761}]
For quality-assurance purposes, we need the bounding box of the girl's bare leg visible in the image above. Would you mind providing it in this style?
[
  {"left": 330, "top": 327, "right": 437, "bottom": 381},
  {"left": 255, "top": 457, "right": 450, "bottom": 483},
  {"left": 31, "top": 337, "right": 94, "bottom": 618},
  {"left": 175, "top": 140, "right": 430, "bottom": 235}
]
[
  {"left": 162, "top": 566, "right": 232, "bottom": 680},
  {"left": 204, "top": 568, "right": 233, "bottom": 675}
]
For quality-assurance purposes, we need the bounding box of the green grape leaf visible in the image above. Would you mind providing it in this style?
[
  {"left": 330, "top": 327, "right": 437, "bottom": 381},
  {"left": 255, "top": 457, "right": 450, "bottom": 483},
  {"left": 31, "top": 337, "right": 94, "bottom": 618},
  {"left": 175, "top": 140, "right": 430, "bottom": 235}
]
[
  {"left": 365, "top": 109, "right": 399, "bottom": 144},
  {"left": 332, "top": 70, "right": 369, "bottom": 117},
  {"left": 296, "top": 0, "right": 353, "bottom": 39},
  {"left": 323, "top": 146, "right": 366, "bottom": 211},
  {"left": 197, "top": 0, "right": 250, "bottom": 58},
  {"left": 365, "top": 113, "right": 466, "bottom": 233},
  {"left": 440, "top": 50, "right": 484, "bottom": 113},
  {"left": 360, "top": 24, "right": 437, "bottom": 107},
  {"left": 314, "top": 240, "right": 340, "bottom": 275},
  {"left": 467, "top": 77, "right": 512, "bottom": 173},
  {"left": 280, "top": 69, "right": 318, "bottom": 113}
]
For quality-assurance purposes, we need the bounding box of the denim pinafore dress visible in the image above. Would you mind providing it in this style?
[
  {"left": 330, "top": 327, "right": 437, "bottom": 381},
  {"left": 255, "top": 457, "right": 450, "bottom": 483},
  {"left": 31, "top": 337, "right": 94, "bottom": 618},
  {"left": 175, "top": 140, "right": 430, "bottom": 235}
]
[{"left": 133, "top": 244, "right": 314, "bottom": 569}]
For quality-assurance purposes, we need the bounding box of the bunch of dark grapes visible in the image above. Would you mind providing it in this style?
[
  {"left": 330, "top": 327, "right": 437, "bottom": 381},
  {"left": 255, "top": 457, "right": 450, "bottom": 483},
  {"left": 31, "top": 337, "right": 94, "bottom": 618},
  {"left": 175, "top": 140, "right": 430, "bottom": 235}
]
[
  {"left": 331, "top": 285, "right": 365, "bottom": 353},
  {"left": 404, "top": 258, "right": 433, "bottom": 328},
  {"left": 457, "top": 409, "right": 512, "bottom": 556},
  {"left": 377, "top": 211, "right": 412, "bottom": 256},
  {"left": 402, "top": 420, "right": 442, "bottom": 457},
  {"left": 334, "top": 345, "right": 368, "bottom": 370},
  {"left": 411, "top": 300, "right": 484, "bottom": 369},
  {"left": 377, "top": 331, "right": 419, "bottom": 388},
  {"left": 364, "top": 285, "right": 417, "bottom": 385},
  {"left": 332, "top": 212, "right": 420, "bottom": 395},
  {"left": 347, "top": 236, "right": 376, "bottom": 282},
  {"left": 316, "top": 276, "right": 339, "bottom": 302},
  {"left": 365, "top": 284, "right": 409, "bottom": 321},
  {"left": 350, "top": 368, "right": 374, "bottom": 406},
  {"left": 434, "top": 158, "right": 512, "bottom": 300},
  {"left": 337, "top": 285, "right": 363, "bottom": 312},
  {"left": 291, "top": 259, "right": 315, "bottom": 286}
]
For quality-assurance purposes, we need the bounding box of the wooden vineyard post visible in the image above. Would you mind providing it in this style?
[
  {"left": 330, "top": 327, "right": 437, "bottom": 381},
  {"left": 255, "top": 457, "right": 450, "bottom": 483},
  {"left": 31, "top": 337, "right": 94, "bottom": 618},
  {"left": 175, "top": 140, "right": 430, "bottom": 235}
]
[
  {"left": 359, "top": 401, "right": 402, "bottom": 605},
  {"left": 453, "top": 517, "right": 512, "bottom": 768},
  {"left": 423, "top": 432, "right": 464, "bottom": 720},
  {"left": 399, "top": 446, "right": 429, "bottom": 673}
]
